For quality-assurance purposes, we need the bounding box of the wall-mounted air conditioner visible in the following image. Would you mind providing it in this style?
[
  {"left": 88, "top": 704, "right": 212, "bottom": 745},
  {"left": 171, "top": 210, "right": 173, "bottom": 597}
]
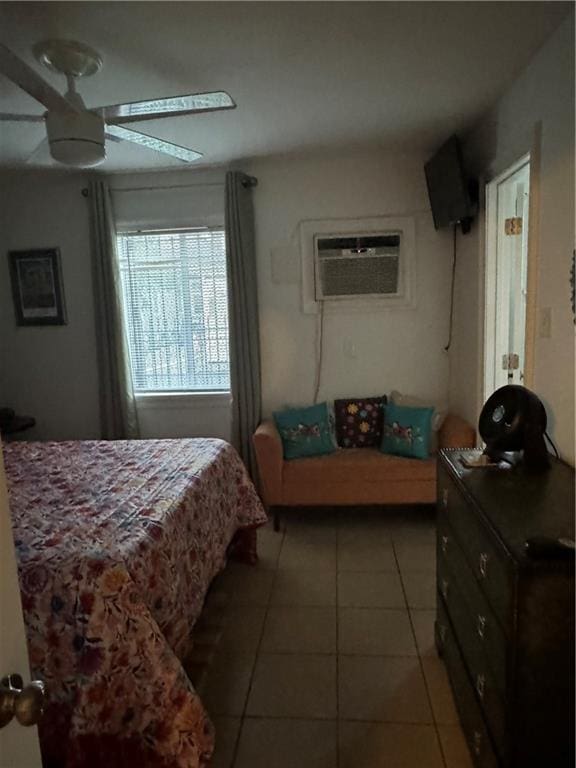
[
  {"left": 314, "top": 233, "right": 401, "bottom": 301},
  {"left": 300, "top": 216, "right": 415, "bottom": 314}
]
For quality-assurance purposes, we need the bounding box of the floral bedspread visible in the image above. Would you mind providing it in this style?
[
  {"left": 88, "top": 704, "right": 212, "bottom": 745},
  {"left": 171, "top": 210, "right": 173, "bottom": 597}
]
[{"left": 3, "top": 438, "right": 267, "bottom": 768}]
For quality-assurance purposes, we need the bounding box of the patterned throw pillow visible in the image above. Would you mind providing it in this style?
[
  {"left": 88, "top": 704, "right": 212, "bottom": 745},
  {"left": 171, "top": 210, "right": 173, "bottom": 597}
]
[
  {"left": 389, "top": 390, "right": 447, "bottom": 453},
  {"left": 273, "top": 402, "right": 337, "bottom": 460},
  {"left": 334, "top": 396, "right": 387, "bottom": 448},
  {"left": 380, "top": 402, "right": 434, "bottom": 460}
]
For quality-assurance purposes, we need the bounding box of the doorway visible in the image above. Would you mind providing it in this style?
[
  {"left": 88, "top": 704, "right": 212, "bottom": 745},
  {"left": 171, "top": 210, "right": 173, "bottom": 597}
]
[{"left": 483, "top": 156, "right": 531, "bottom": 402}]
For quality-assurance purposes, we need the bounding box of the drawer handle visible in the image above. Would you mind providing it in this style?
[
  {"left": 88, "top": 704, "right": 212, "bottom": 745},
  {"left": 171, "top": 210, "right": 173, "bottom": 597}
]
[
  {"left": 441, "top": 579, "right": 449, "bottom": 600},
  {"left": 441, "top": 535, "right": 449, "bottom": 554},
  {"left": 473, "top": 730, "right": 482, "bottom": 756},
  {"left": 479, "top": 552, "right": 489, "bottom": 578},
  {"left": 441, "top": 489, "right": 449, "bottom": 508},
  {"left": 477, "top": 614, "right": 486, "bottom": 639},
  {"left": 476, "top": 673, "right": 486, "bottom": 700}
]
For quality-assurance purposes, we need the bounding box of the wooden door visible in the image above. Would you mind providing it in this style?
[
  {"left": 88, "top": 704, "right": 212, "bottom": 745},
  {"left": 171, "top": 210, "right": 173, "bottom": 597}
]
[{"left": 0, "top": 444, "right": 42, "bottom": 767}]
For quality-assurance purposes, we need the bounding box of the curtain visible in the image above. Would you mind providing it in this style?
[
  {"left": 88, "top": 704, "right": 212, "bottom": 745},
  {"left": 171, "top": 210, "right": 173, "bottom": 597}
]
[
  {"left": 225, "top": 171, "right": 261, "bottom": 477},
  {"left": 89, "top": 179, "right": 139, "bottom": 439}
]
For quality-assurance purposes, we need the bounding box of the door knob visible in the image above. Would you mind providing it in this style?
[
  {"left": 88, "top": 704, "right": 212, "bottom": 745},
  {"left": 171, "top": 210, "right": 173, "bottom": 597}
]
[{"left": 0, "top": 674, "right": 46, "bottom": 729}]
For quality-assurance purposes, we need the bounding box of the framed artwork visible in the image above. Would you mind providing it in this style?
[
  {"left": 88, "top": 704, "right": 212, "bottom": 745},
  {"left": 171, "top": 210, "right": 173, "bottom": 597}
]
[{"left": 8, "top": 248, "right": 67, "bottom": 326}]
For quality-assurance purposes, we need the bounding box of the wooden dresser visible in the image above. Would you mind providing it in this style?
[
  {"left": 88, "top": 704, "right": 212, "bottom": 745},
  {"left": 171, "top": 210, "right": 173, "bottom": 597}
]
[{"left": 436, "top": 449, "right": 575, "bottom": 768}]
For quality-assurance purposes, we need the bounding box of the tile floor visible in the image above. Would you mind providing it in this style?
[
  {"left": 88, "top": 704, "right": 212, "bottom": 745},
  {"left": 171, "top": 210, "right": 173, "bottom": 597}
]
[{"left": 200, "top": 507, "right": 473, "bottom": 768}]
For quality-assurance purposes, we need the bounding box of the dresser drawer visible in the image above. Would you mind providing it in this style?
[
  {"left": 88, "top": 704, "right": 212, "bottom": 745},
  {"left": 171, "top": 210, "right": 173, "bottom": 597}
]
[
  {"left": 437, "top": 450, "right": 575, "bottom": 768},
  {"left": 438, "top": 549, "right": 508, "bottom": 762},
  {"left": 438, "top": 465, "right": 516, "bottom": 636},
  {"left": 436, "top": 597, "right": 500, "bottom": 768},
  {"left": 437, "top": 512, "right": 508, "bottom": 699}
]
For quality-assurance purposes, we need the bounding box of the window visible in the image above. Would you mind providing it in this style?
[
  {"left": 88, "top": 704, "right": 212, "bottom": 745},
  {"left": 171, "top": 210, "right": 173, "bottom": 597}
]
[{"left": 117, "top": 228, "right": 230, "bottom": 393}]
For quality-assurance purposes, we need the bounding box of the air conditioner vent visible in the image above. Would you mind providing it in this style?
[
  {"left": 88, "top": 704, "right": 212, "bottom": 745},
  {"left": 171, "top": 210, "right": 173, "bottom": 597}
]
[
  {"left": 300, "top": 216, "right": 415, "bottom": 314},
  {"left": 315, "top": 233, "right": 401, "bottom": 300},
  {"left": 319, "top": 255, "right": 399, "bottom": 297}
]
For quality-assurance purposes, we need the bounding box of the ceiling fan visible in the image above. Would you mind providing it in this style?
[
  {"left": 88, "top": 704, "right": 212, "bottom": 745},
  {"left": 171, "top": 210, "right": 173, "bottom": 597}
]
[{"left": 0, "top": 39, "right": 236, "bottom": 167}]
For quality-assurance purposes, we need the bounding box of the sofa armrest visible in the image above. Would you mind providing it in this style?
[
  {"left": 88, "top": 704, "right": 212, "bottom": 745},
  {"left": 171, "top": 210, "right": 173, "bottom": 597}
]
[
  {"left": 439, "top": 414, "right": 476, "bottom": 450},
  {"left": 252, "top": 420, "right": 283, "bottom": 505}
]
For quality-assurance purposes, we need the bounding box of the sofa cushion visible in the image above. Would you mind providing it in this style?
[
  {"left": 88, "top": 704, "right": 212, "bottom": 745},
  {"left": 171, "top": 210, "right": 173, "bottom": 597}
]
[
  {"left": 282, "top": 447, "right": 436, "bottom": 486},
  {"left": 273, "top": 402, "right": 336, "bottom": 460},
  {"left": 381, "top": 403, "right": 434, "bottom": 460},
  {"left": 334, "top": 396, "right": 386, "bottom": 448}
]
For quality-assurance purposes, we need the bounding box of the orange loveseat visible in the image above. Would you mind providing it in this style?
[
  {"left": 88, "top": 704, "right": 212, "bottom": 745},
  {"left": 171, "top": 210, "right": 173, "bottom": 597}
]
[{"left": 253, "top": 414, "right": 475, "bottom": 529}]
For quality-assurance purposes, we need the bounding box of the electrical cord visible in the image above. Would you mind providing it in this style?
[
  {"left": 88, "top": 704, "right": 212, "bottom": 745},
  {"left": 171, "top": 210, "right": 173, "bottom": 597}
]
[
  {"left": 313, "top": 300, "right": 325, "bottom": 403},
  {"left": 444, "top": 224, "right": 457, "bottom": 352},
  {"left": 544, "top": 431, "right": 560, "bottom": 459}
]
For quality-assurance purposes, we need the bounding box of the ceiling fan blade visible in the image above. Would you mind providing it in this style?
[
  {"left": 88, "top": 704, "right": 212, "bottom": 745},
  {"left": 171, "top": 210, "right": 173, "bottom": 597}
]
[
  {"left": 101, "top": 91, "right": 235, "bottom": 125},
  {"left": 106, "top": 125, "right": 203, "bottom": 163},
  {"left": 0, "top": 42, "right": 75, "bottom": 113},
  {"left": 0, "top": 112, "right": 45, "bottom": 123}
]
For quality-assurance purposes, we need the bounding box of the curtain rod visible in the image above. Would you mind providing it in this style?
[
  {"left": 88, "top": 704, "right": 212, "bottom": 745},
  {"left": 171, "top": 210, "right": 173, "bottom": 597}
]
[
  {"left": 81, "top": 175, "right": 258, "bottom": 196},
  {"left": 111, "top": 182, "right": 224, "bottom": 193}
]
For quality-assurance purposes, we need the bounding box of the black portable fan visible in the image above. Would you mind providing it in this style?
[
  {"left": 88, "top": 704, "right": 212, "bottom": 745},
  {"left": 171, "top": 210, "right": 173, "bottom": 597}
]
[{"left": 479, "top": 385, "right": 550, "bottom": 471}]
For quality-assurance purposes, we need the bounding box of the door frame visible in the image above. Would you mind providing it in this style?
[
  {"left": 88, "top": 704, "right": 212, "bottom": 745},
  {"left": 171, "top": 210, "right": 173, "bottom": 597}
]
[
  {"left": 483, "top": 153, "right": 530, "bottom": 399},
  {"left": 482, "top": 146, "right": 539, "bottom": 404}
]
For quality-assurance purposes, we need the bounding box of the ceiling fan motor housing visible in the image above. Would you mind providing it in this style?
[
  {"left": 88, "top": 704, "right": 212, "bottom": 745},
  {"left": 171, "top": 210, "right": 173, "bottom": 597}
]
[{"left": 46, "top": 110, "right": 105, "bottom": 167}]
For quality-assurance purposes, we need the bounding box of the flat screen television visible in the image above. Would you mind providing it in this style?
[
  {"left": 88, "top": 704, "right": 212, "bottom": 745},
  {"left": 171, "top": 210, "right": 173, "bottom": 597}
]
[{"left": 425, "top": 135, "right": 475, "bottom": 233}]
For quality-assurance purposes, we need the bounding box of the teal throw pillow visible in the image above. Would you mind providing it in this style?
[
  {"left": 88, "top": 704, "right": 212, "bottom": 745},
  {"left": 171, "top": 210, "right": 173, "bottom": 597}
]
[
  {"left": 273, "top": 402, "right": 337, "bottom": 460},
  {"left": 380, "top": 403, "right": 434, "bottom": 460}
]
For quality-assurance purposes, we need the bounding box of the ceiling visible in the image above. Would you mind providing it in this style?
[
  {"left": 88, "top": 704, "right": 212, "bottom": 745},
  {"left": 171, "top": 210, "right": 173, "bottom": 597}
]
[{"left": 0, "top": 1, "right": 570, "bottom": 172}]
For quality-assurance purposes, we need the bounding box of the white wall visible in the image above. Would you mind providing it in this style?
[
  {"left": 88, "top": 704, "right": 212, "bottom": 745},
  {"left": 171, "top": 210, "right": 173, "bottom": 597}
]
[
  {"left": 0, "top": 167, "right": 234, "bottom": 442},
  {"left": 243, "top": 150, "right": 454, "bottom": 415},
  {"left": 450, "top": 13, "right": 575, "bottom": 463},
  {"left": 136, "top": 393, "right": 231, "bottom": 441},
  {"left": 113, "top": 154, "right": 456, "bottom": 431},
  {"left": 0, "top": 170, "right": 100, "bottom": 440},
  {"left": 110, "top": 167, "right": 226, "bottom": 231},
  {"left": 1, "top": 152, "right": 453, "bottom": 441}
]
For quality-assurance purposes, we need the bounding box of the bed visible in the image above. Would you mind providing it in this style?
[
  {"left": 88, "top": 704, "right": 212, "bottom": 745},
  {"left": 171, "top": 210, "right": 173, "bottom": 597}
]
[{"left": 3, "top": 437, "right": 267, "bottom": 768}]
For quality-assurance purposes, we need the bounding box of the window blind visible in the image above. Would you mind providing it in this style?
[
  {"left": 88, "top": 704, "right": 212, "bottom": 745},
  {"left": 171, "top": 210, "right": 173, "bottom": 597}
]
[{"left": 117, "top": 229, "right": 230, "bottom": 392}]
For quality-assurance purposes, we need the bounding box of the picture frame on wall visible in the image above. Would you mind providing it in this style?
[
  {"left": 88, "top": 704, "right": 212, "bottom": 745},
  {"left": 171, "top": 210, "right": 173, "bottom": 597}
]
[{"left": 8, "top": 248, "right": 67, "bottom": 326}]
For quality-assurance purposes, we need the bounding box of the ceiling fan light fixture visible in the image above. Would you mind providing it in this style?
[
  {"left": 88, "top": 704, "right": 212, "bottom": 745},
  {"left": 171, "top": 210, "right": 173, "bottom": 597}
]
[
  {"left": 33, "top": 39, "right": 103, "bottom": 79},
  {"left": 46, "top": 110, "right": 105, "bottom": 167}
]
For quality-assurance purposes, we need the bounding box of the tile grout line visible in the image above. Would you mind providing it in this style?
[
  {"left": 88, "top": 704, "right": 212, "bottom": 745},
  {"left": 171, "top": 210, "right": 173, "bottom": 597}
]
[
  {"left": 223, "top": 513, "right": 444, "bottom": 766},
  {"left": 240, "top": 712, "right": 458, "bottom": 725},
  {"left": 231, "top": 649, "right": 421, "bottom": 657},
  {"left": 228, "top": 519, "right": 286, "bottom": 768},
  {"left": 392, "top": 535, "right": 449, "bottom": 768}
]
